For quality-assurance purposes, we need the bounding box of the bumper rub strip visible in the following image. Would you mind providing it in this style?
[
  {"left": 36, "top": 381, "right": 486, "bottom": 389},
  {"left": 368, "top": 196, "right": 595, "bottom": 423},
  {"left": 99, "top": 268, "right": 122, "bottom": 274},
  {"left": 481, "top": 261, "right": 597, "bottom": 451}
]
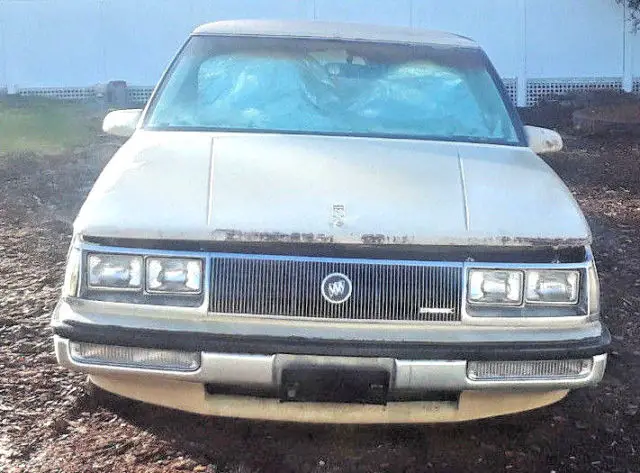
[{"left": 53, "top": 320, "right": 611, "bottom": 361}]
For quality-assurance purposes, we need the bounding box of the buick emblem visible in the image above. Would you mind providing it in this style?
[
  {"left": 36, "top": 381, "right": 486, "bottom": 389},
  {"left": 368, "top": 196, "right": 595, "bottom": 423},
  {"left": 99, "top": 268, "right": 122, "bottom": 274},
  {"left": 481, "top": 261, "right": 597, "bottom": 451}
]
[{"left": 321, "top": 272, "right": 353, "bottom": 304}]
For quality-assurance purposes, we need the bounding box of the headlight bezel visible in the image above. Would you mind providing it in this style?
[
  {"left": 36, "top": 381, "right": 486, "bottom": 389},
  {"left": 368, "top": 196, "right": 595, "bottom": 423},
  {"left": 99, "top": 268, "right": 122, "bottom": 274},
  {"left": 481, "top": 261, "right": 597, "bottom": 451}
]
[
  {"left": 76, "top": 247, "right": 207, "bottom": 307},
  {"left": 467, "top": 268, "right": 582, "bottom": 308},
  {"left": 464, "top": 258, "right": 597, "bottom": 319}
]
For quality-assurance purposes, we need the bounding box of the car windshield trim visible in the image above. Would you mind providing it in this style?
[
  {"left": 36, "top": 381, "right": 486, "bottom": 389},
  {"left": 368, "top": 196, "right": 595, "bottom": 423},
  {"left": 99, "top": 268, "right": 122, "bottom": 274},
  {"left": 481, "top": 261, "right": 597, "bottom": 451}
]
[
  {"left": 142, "top": 35, "right": 527, "bottom": 147},
  {"left": 142, "top": 125, "right": 524, "bottom": 147},
  {"left": 192, "top": 32, "right": 480, "bottom": 49}
]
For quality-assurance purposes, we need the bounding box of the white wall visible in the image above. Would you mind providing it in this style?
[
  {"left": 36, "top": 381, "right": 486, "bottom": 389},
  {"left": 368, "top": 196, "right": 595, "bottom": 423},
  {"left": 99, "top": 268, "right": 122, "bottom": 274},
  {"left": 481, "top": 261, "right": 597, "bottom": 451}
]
[
  {"left": 412, "top": 0, "right": 523, "bottom": 79},
  {"left": 99, "top": 0, "right": 312, "bottom": 85},
  {"left": 0, "top": 0, "right": 636, "bottom": 105},
  {"left": 631, "top": 27, "right": 640, "bottom": 76},
  {"left": 525, "top": 0, "right": 625, "bottom": 78}
]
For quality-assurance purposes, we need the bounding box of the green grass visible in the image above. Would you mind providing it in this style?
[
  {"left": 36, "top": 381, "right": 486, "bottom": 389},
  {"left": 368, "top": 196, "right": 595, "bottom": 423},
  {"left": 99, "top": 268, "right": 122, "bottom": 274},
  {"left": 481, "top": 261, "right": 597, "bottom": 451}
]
[{"left": 0, "top": 97, "right": 101, "bottom": 155}]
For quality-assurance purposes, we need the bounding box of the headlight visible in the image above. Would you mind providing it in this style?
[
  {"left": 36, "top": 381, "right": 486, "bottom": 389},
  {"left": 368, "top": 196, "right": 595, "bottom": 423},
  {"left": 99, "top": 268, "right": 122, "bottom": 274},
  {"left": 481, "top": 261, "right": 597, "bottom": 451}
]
[
  {"left": 88, "top": 253, "right": 143, "bottom": 289},
  {"left": 468, "top": 270, "right": 523, "bottom": 305},
  {"left": 80, "top": 251, "right": 205, "bottom": 307},
  {"left": 526, "top": 270, "right": 579, "bottom": 304},
  {"left": 146, "top": 258, "right": 202, "bottom": 293},
  {"left": 466, "top": 266, "right": 589, "bottom": 317}
]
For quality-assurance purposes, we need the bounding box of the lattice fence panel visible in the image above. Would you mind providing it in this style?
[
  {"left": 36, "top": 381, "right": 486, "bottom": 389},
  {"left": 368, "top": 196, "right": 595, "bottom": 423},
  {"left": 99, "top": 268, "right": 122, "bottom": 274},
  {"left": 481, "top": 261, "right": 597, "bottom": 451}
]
[
  {"left": 526, "top": 79, "right": 623, "bottom": 107},
  {"left": 15, "top": 79, "right": 638, "bottom": 108}
]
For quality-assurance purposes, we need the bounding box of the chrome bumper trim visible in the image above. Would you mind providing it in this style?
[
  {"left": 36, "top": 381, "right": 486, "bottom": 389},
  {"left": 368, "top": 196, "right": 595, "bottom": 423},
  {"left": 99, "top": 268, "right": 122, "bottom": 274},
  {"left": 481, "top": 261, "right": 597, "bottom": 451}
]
[{"left": 55, "top": 336, "right": 607, "bottom": 391}]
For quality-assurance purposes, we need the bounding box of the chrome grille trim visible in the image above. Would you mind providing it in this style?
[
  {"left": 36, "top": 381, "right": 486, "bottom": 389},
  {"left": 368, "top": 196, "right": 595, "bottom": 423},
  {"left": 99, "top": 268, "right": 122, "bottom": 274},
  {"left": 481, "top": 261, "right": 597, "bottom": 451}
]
[{"left": 210, "top": 254, "right": 463, "bottom": 323}]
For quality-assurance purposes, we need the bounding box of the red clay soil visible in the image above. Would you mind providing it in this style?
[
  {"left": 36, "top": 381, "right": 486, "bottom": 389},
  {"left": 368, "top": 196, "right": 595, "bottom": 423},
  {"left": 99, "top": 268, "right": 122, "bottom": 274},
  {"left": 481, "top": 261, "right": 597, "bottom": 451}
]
[{"left": 1, "top": 134, "right": 639, "bottom": 473}]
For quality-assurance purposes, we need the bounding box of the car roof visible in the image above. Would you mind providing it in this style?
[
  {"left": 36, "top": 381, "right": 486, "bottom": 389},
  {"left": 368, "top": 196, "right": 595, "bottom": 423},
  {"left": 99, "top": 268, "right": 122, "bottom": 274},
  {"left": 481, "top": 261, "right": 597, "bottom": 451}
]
[{"left": 192, "top": 20, "right": 479, "bottom": 49}]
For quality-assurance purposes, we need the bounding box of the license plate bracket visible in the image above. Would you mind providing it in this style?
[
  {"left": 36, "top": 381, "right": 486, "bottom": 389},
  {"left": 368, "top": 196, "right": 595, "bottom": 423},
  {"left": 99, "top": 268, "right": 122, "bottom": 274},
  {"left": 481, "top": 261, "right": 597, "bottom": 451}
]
[{"left": 280, "top": 366, "right": 390, "bottom": 405}]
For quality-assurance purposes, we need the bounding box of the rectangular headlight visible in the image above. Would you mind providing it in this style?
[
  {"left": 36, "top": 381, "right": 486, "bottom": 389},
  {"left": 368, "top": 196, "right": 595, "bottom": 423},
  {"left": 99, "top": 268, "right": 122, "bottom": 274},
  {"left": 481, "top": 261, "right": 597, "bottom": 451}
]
[
  {"left": 526, "top": 270, "right": 579, "bottom": 304},
  {"left": 146, "top": 257, "right": 203, "bottom": 293},
  {"left": 88, "top": 253, "right": 142, "bottom": 289},
  {"left": 468, "top": 269, "right": 523, "bottom": 305}
]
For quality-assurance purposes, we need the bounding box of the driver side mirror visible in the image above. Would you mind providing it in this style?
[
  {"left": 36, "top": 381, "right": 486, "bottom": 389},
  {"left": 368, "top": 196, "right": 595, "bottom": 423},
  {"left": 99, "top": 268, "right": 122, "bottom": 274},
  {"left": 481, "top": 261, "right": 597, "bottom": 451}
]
[
  {"left": 102, "top": 109, "right": 143, "bottom": 138},
  {"left": 524, "top": 125, "right": 563, "bottom": 154}
]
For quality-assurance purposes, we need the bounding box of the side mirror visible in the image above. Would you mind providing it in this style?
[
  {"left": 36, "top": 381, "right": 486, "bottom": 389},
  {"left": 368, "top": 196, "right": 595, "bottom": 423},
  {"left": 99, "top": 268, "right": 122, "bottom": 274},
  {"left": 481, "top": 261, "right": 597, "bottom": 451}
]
[
  {"left": 102, "top": 109, "right": 143, "bottom": 138},
  {"left": 524, "top": 125, "right": 563, "bottom": 154}
]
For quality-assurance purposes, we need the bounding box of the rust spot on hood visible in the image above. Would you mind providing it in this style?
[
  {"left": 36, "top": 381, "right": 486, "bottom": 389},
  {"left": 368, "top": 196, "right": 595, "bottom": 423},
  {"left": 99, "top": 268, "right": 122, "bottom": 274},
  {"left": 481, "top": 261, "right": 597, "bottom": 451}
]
[
  {"left": 215, "top": 230, "right": 335, "bottom": 243},
  {"left": 212, "top": 230, "right": 588, "bottom": 248},
  {"left": 361, "top": 234, "right": 414, "bottom": 245},
  {"left": 496, "top": 235, "right": 590, "bottom": 248},
  {"left": 215, "top": 231, "right": 418, "bottom": 245}
]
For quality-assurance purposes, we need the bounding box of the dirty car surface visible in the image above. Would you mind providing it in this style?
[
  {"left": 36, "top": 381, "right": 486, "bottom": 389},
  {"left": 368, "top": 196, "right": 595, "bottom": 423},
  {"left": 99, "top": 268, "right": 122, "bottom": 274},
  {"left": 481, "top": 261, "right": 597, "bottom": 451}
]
[{"left": 52, "top": 20, "right": 609, "bottom": 423}]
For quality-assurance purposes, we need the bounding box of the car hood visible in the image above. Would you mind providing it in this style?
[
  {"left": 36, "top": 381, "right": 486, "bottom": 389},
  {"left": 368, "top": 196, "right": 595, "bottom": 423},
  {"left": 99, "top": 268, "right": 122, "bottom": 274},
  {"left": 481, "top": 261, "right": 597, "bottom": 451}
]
[{"left": 74, "top": 131, "right": 591, "bottom": 247}]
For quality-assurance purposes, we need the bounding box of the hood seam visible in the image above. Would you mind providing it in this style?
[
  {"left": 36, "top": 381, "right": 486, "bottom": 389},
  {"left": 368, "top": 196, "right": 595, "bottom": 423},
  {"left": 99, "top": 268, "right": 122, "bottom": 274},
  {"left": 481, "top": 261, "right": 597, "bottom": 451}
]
[
  {"left": 206, "top": 137, "right": 216, "bottom": 226},
  {"left": 457, "top": 150, "right": 470, "bottom": 232}
]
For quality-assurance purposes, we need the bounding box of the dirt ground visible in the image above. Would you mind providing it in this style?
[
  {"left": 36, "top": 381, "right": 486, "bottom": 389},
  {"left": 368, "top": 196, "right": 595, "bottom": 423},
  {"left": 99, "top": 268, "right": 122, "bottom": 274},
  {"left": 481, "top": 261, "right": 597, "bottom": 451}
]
[{"left": 1, "top": 131, "right": 639, "bottom": 473}]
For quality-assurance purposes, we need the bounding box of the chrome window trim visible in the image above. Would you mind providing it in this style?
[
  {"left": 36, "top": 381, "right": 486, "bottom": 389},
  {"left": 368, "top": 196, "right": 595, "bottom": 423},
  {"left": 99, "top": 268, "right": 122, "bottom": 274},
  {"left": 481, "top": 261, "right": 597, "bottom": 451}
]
[{"left": 74, "top": 240, "right": 597, "bottom": 326}]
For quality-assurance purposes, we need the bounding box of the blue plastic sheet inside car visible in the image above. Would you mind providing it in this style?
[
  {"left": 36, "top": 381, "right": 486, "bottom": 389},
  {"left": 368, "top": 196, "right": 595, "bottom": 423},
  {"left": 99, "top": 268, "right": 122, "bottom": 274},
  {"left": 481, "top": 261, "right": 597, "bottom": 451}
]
[{"left": 147, "top": 42, "right": 518, "bottom": 144}]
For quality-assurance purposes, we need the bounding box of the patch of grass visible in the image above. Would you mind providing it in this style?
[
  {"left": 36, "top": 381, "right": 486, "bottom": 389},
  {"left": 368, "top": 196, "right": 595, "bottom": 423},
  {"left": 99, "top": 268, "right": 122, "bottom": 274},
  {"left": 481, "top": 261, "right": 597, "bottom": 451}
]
[{"left": 0, "top": 96, "right": 101, "bottom": 155}]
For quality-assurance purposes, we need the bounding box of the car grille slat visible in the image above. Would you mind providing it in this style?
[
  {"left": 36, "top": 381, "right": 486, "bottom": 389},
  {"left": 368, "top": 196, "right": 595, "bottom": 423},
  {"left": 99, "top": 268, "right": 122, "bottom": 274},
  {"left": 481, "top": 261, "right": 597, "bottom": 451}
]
[{"left": 210, "top": 256, "right": 463, "bottom": 322}]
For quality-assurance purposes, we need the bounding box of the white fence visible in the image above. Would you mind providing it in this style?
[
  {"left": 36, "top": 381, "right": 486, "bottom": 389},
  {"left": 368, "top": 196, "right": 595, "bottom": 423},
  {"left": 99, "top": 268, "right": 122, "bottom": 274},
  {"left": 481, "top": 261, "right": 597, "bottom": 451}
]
[{"left": 0, "top": 0, "right": 638, "bottom": 106}]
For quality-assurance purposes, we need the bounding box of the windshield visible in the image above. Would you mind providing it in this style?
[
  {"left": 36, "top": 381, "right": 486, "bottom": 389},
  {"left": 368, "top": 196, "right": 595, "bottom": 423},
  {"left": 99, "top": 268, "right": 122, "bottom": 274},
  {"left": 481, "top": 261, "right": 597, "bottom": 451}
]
[{"left": 145, "top": 36, "right": 521, "bottom": 145}]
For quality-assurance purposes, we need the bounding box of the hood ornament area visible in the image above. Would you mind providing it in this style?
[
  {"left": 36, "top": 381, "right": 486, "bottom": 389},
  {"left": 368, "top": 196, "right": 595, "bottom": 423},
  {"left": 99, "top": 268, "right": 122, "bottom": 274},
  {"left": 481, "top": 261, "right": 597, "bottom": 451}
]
[{"left": 321, "top": 272, "right": 353, "bottom": 304}]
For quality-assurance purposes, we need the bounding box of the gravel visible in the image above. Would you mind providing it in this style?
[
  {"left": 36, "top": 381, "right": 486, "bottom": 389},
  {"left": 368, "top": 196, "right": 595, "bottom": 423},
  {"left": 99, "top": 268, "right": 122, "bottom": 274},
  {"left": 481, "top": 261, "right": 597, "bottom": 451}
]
[{"left": 1, "top": 133, "right": 639, "bottom": 473}]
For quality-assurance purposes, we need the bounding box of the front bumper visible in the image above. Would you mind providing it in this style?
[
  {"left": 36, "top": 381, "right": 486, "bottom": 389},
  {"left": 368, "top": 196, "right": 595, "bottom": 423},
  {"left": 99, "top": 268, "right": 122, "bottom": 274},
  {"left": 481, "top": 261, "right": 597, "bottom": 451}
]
[
  {"left": 55, "top": 335, "right": 608, "bottom": 392},
  {"left": 52, "top": 300, "right": 610, "bottom": 422},
  {"left": 87, "top": 373, "right": 572, "bottom": 423}
]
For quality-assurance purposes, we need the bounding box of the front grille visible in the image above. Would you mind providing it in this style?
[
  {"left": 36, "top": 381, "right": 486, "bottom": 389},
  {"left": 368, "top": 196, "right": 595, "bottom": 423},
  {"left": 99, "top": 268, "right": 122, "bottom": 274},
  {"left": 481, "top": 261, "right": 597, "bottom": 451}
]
[{"left": 210, "top": 255, "right": 463, "bottom": 322}]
